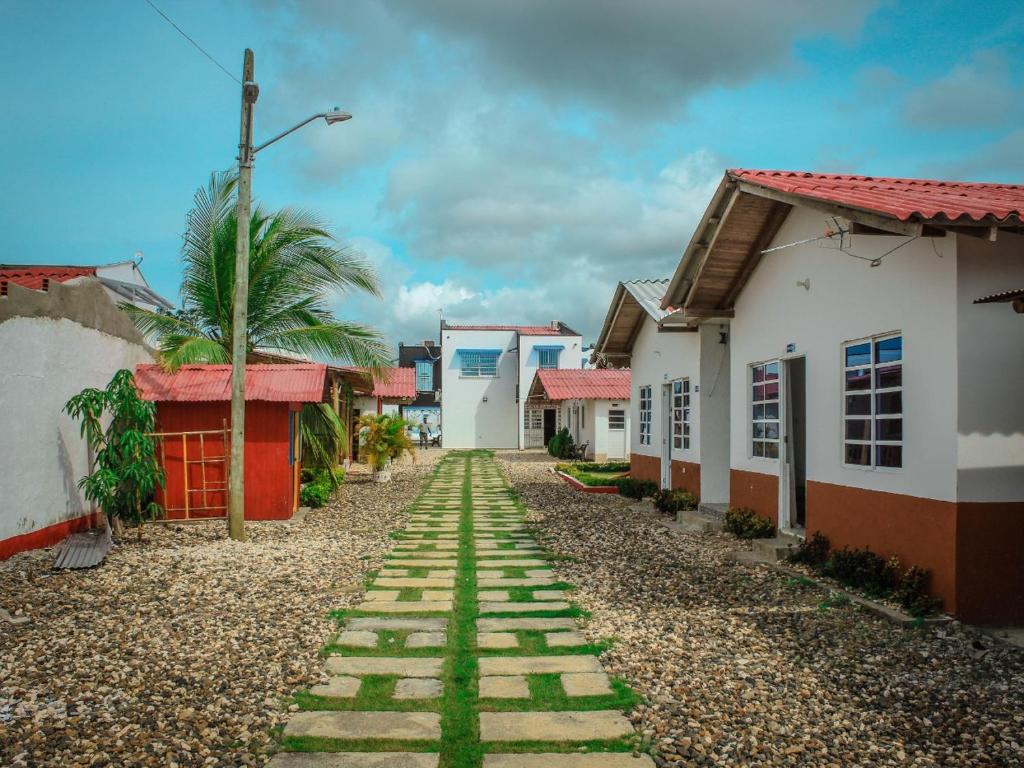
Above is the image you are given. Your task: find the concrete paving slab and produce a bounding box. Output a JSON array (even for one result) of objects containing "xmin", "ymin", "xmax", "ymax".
[
  {"xmin": 335, "ymin": 630, "xmax": 378, "ymax": 648},
  {"xmin": 479, "ymin": 675, "xmax": 529, "ymax": 699},
  {"xmin": 479, "ymin": 711, "xmax": 633, "ymax": 742},
  {"xmin": 479, "ymin": 601, "xmax": 570, "ymax": 614},
  {"xmin": 406, "ymin": 631, "xmax": 446, "ymax": 648},
  {"xmin": 482, "ymin": 755, "xmax": 655, "ymax": 768},
  {"xmin": 477, "ymin": 632, "xmax": 519, "ymax": 649},
  {"xmin": 268, "ymin": 752, "xmax": 440, "ymax": 768},
  {"xmin": 284, "ymin": 711, "xmax": 441, "ymax": 740},
  {"xmin": 478, "ymin": 655, "xmax": 603, "ymax": 675},
  {"xmin": 478, "ymin": 578, "xmax": 554, "ymax": 588},
  {"xmin": 309, "ymin": 675, "xmax": 360, "ymax": 698},
  {"xmin": 353, "ymin": 601, "xmax": 452, "ymax": 613},
  {"xmin": 363, "ymin": 590, "xmax": 401, "ymax": 601},
  {"xmin": 326, "ymin": 656, "xmax": 444, "ymax": 677},
  {"xmin": 545, "ymin": 631, "xmax": 587, "ymax": 647},
  {"xmin": 374, "ymin": 578, "xmax": 455, "ymax": 588},
  {"xmin": 478, "ymin": 590, "xmax": 510, "ymax": 602},
  {"xmin": 561, "ymin": 671, "xmax": 613, "ymax": 697},
  {"xmin": 477, "ymin": 618, "xmax": 577, "ymax": 631},
  {"xmin": 346, "ymin": 617, "xmax": 447, "ymax": 632},
  {"xmin": 394, "ymin": 678, "xmax": 443, "ymax": 699}
]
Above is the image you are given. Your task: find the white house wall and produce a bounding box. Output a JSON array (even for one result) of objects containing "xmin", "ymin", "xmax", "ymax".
[
  {"xmin": 441, "ymin": 329, "xmax": 519, "ymax": 448},
  {"xmin": 955, "ymin": 231, "xmax": 1024, "ymax": 503},
  {"xmin": 629, "ymin": 318, "xmax": 701, "ymax": 465},
  {"xmin": 729, "ymin": 204, "xmax": 959, "ymax": 502},
  {"xmin": 0, "ymin": 314, "xmax": 152, "ymax": 547},
  {"xmin": 698, "ymin": 322, "xmax": 731, "ymax": 503},
  {"xmin": 517, "ymin": 334, "xmax": 583, "ymax": 448}
]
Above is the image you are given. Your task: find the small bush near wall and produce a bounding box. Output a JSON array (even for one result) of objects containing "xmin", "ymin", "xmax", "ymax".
[
  {"xmin": 724, "ymin": 507, "xmax": 776, "ymax": 539},
  {"xmin": 547, "ymin": 427, "xmax": 575, "ymax": 459},
  {"xmin": 300, "ymin": 467, "xmax": 345, "ymax": 508},
  {"xmin": 786, "ymin": 532, "xmax": 941, "ymax": 617},
  {"xmin": 614, "ymin": 477, "xmax": 658, "ymax": 500},
  {"xmin": 652, "ymin": 488, "xmax": 698, "ymax": 515}
]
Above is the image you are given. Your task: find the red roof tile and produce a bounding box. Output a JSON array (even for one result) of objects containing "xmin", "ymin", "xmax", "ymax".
[
  {"xmin": 135, "ymin": 364, "xmax": 326, "ymax": 403},
  {"xmin": 534, "ymin": 369, "xmax": 631, "ymax": 401},
  {"xmin": 0, "ymin": 265, "xmax": 96, "ymax": 290},
  {"xmin": 730, "ymin": 169, "xmax": 1024, "ymax": 224},
  {"xmin": 445, "ymin": 324, "xmax": 565, "ymax": 336},
  {"xmin": 371, "ymin": 367, "xmax": 417, "ymax": 399}
]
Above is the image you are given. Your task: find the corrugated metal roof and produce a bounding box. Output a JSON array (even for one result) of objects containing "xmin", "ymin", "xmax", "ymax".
[
  {"xmin": 730, "ymin": 169, "xmax": 1024, "ymax": 224},
  {"xmin": 974, "ymin": 288, "xmax": 1024, "ymax": 304},
  {"xmin": 135, "ymin": 364, "xmax": 326, "ymax": 403},
  {"xmin": 534, "ymin": 368, "xmax": 631, "ymax": 401},
  {"xmin": 622, "ymin": 279, "xmax": 674, "ymax": 322},
  {"xmin": 0, "ymin": 265, "xmax": 96, "ymax": 289},
  {"xmin": 372, "ymin": 367, "xmax": 417, "ymax": 399}
]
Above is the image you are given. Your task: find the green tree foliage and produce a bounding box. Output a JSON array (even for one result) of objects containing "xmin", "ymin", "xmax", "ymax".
[
  {"xmin": 123, "ymin": 171, "xmax": 390, "ymax": 372},
  {"xmin": 357, "ymin": 413, "xmax": 415, "ymax": 472},
  {"xmin": 63, "ymin": 369, "xmax": 165, "ymax": 535}
]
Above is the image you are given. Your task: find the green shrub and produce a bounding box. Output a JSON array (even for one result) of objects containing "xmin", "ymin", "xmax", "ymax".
[
  {"xmin": 723, "ymin": 507, "xmax": 776, "ymax": 539},
  {"xmin": 788, "ymin": 534, "xmax": 941, "ymax": 617},
  {"xmin": 786, "ymin": 531, "xmax": 831, "ymax": 567},
  {"xmin": 299, "ymin": 467, "xmax": 345, "ymax": 508},
  {"xmin": 573, "ymin": 461, "xmax": 630, "ymax": 473},
  {"xmin": 652, "ymin": 488, "xmax": 698, "ymax": 514},
  {"xmin": 547, "ymin": 427, "xmax": 576, "ymax": 459},
  {"xmin": 614, "ymin": 477, "xmax": 657, "ymax": 500}
]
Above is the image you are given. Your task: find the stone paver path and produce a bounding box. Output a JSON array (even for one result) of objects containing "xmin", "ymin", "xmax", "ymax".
[{"xmin": 270, "ymin": 453, "xmax": 653, "ymax": 767}]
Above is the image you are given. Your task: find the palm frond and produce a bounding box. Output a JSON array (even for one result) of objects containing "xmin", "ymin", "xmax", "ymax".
[{"xmin": 301, "ymin": 403, "xmax": 347, "ymax": 475}]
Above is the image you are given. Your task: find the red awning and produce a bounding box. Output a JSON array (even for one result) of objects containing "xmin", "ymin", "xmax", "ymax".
[
  {"xmin": 533, "ymin": 368, "xmax": 631, "ymax": 401},
  {"xmin": 135, "ymin": 363, "xmax": 326, "ymax": 403}
]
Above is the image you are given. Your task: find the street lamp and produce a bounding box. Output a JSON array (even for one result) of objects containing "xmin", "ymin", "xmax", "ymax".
[{"xmin": 227, "ymin": 48, "xmax": 352, "ymax": 541}]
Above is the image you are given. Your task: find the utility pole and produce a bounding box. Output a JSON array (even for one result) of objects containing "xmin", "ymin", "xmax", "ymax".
[{"xmin": 228, "ymin": 49, "xmax": 259, "ymax": 541}]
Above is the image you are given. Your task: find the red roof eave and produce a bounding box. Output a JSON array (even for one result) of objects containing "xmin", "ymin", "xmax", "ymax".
[
  {"xmin": 135, "ymin": 363, "xmax": 327, "ymax": 403},
  {"xmin": 534, "ymin": 368, "xmax": 631, "ymax": 401}
]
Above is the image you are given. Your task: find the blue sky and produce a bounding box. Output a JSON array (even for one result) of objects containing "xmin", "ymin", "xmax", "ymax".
[{"xmin": 2, "ymin": 0, "xmax": 1023, "ymax": 353}]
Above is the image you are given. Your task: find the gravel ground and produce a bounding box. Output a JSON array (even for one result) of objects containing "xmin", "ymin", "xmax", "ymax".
[
  {"xmin": 0, "ymin": 450, "xmax": 444, "ymax": 768},
  {"xmin": 498, "ymin": 450, "xmax": 1024, "ymax": 768}
]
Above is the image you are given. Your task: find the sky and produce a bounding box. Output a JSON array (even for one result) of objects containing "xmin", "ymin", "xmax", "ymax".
[{"xmin": 2, "ymin": 0, "xmax": 1023, "ymax": 358}]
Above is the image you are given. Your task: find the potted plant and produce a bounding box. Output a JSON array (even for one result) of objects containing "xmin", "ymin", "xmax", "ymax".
[{"xmin": 357, "ymin": 413, "xmax": 415, "ymax": 482}]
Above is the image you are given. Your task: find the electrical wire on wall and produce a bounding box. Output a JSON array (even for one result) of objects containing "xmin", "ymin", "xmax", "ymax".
[{"xmin": 762, "ymin": 217, "xmax": 936, "ymax": 268}]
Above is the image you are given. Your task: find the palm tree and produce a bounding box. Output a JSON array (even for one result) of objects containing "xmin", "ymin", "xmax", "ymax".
[
  {"xmin": 126, "ymin": 171, "xmax": 390, "ymax": 470},
  {"xmin": 126, "ymin": 171, "xmax": 389, "ymax": 370}
]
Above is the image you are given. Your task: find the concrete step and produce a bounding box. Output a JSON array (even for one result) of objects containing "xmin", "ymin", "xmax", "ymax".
[
  {"xmin": 678, "ymin": 506, "xmax": 724, "ymax": 532},
  {"xmin": 751, "ymin": 532, "xmax": 803, "ymax": 562}
]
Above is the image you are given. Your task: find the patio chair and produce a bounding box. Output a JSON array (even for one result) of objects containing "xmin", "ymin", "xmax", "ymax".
[{"xmin": 572, "ymin": 442, "xmax": 589, "ymax": 461}]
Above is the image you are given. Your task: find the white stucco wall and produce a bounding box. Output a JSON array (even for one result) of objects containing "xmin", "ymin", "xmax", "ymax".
[
  {"xmin": 955, "ymin": 232, "xmax": 1024, "ymax": 502},
  {"xmin": 591, "ymin": 399, "xmax": 630, "ymax": 460},
  {"xmin": 441, "ymin": 329, "xmax": 519, "ymax": 448},
  {"xmin": 729, "ymin": 204, "xmax": 960, "ymax": 502},
  {"xmin": 628, "ymin": 318, "xmax": 702, "ymax": 467},
  {"xmin": 698, "ymin": 322, "xmax": 731, "ymax": 503},
  {"xmin": 517, "ymin": 333, "xmax": 582, "ymax": 448},
  {"xmin": 0, "ymin": 316, "xmax": 152, "ymax": 544}
]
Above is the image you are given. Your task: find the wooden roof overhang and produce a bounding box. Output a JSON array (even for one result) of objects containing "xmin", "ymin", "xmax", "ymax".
[
  {"xmin": 592, "ymin": 283, "xmax": 646, "ymax": 363},
  {"xmin": 664, "ymin": 171, "xmax": 1024, "ymax": 314}
]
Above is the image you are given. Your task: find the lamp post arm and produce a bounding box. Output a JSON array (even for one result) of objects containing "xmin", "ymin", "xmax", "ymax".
[{"xmin": 253, "ymin": 113, "xmax": 327, "ymax": 155}]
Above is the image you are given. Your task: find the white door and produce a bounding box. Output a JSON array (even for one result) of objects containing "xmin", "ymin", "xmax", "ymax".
[
  {"xmin": 607, "ymin": 409, "xmax": 626, "ymax": 459},
  {"xmin": 660, "ymin": 383, "xmax": 672, "ymax": 488}
]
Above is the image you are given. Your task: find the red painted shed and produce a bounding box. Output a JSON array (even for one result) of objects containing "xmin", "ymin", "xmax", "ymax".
[{"xmin": 135, "ymin": 363, "xmax": 327, "ymax": 521}]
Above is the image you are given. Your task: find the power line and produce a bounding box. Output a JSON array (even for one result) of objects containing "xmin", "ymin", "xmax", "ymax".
[{"xmin": 142, "ymin": 0, "xmax": 241, "ymax": 85}]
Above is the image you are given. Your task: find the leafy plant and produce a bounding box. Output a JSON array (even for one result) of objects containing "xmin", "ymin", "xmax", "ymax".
[
  {"xmin": 63, "ymin": 369, "xmax": 165, "ymax": 537},
  {"xmin": 786, "ymin": 531, "xmax": 831, "ymax": 567},
  {"xmin": 652, "ymin": 488, "xmax": 698, "ymax": 514},
  {"xmin": 358, "ymin": 413, "xmax": 415, "ymax": 472},
  {"xmin": 723, "ymin": 507, "xmax": 776, "ymax": 539},
  {"xmin": 547, "ymin": 427, "xmax": 575, "ymax": 459},
  {"xmin": 299, "ymin": 467, "xmax": 344, "ymax": 508},
  {"xmin": 301, "ymin": 403, "xmax": 346, "ymax": 484},
  {"xmin": 566, "ymin": 461, "xmax": 630, "ymax": 473}
]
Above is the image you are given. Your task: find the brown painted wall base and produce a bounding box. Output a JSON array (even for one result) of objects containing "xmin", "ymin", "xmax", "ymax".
[
  {"xmin": 671, "ymin": 460, "xmax": 701, "ymax": 498},
  {"xmin": 630, "ymin": 453, "xmax": 702, "ymax": 497},
  {"xmin": 730, "ymin": 469, "xmax": 779, "ymax": 525},
  {"xmin": 774, "ymin": 478, "xmax": 1023, "ymax": 626}
]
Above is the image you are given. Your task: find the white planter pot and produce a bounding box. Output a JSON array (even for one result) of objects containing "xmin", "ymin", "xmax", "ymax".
[{"xmin": 372, "ymin": 459, "xmax": 393, "ymax": 483}]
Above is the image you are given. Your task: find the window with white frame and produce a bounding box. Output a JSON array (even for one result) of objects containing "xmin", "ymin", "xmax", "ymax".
[
  {"xmin": 639, "ymin": 386, "xmax": 652, "ymax": 445},
  {"xmin": 538, "ymin": 348, "xmax": 559, "ymax": 369},
  {"xmin": 751, "ymin": 361, "xmax": 780, "ymax": 458},
  {"xmin": 415, "ymin": 360, "xmax": 433, "ymax": 391},
  {"xmin": 843, "ymin": 334, "xmax": 903, "ymax": 469},
  {"xmin": 671, "ymin": 379, "xmax": 691, "ymax": 450},
  {"xmin": 460, "ymin": 351, "xmax": 499, "ymax": 377},
  {"xmin": 609, "ymin": 409, "xmax": 625, "ymax": 430}
]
